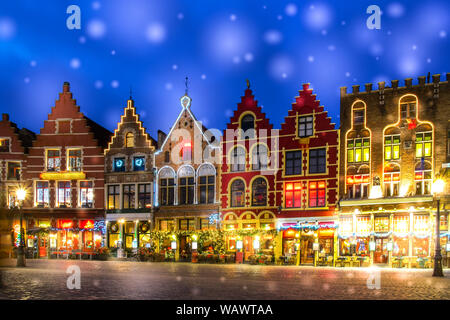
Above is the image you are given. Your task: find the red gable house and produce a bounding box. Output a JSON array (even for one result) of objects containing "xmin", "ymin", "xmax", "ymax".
[{"xmin": 22, "ymin": 82, "xmax": 112, "ymax": 257}]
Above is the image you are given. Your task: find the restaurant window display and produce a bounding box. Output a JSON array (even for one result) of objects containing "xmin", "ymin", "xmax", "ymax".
[
  {"xmin": 138, "ymin": 222, "xmax": 151, "ymax": 248},
  {"xmin": 393, "ymin": 215, "xmax": 410, "ymax": 257},
  {"xmin": 300, "ymin": 228, "xmax": 315, "ymax": 264},
  {"xmin": 413, "ymin": 215, "xmax": 430, "ymax": 257},
  {"xmin": 282, "ymin": 229, "xmax": 298, "ymax": 256},
  {"xmin": 124, "ymin": 222, "xmax": 136, "ymax": 249},
  {"xmin": 108, "ymin": 222, "xmax": 121, "ymax": 247}
]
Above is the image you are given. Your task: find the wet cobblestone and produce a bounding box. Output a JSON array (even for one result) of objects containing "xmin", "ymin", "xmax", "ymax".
[{"xmin": 0, "ymin": 259, "xmax": 449, "ymax": 300}]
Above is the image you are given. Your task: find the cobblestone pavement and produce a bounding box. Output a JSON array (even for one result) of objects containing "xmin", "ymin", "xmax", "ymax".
[{"xmin": 0, "ymin": 259, "xmax": 449, "ymax": 300}]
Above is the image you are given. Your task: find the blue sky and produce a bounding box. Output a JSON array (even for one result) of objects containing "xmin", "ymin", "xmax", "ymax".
[{"xmin": 0, "ymin": 0, "xmax": 448, "ymax": 138}]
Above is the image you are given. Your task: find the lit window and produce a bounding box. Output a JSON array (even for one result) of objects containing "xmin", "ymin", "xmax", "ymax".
[
  {"xmin": 179, "ymin": 219, "xmax": 195, "ymax": 231},
  {"xmin": 230, "ymin": 179, "xmax": 245, "ymax": 207},
  {"xmin": 107, "ymin": 185, "xmax": 120, "ymax": 209},
  {"xmin": 7, "ymin": 162, "xmax": 20, "ymax": 180},
  {"xmin": 46, "ymin": 150, "xmax": 60, "ymax": 171},
  {"xmin": 231, "ymin": 147, "xmax": 246, "ymax": 172},
  {"xmin": 138, "ymin": 184, "xmax": 152, "ymax": 208},
  {"xmin": 57, "ymin": 181, "xmax": 71, "ymax": 208},
  {"xmin": 374, "ymin": 217, "xmax": 389, "ymax": 232},
  {"xmin": 309, "ymin": 181, "xmax": 326, "ymax": 207},
  {"xmin": 179, "ymin": 177, "xmax": 195, "ymax": 205},
  {"xmin": 383, "ymin": 165, "xmax": 400, "ymax": 197},
  {"xmin": 123, "ymin": 184, "xmax": 135, "ymax": 209},
  {"xmin": 36, "ymin": 181, "xmax": 49, "ymax": 207},
  {"xmin": 133, "ymin": 156, "xmax": 145, "ymax": 171},
  {"xmin": 159, "ymin": 219, "xmax": 174, "ymax": 231},
  {"xmin": 125, "ymin": 132, "xmax": 134, "ymax": 148},
  {"xmin": 309, "ymin": 148, "xmax": 326, "ymax": 174},
  {"xmin": 415, "ymin": 132, "xmax": 432, "ymax": 158},
  {"xmin": 384, "ymin": 135, "xmax": 400, "ymax": 160},
  {"xmin": 346, "ymin": 175, "xmax": 369, "ymax": 199},
  {"xmin": 285, "ymin": 182, "xmax": 302, "ymax": 208},
  {"xmin": 67, "ymin": 149, "xmax": 82, "ymax": 172},
  {"xmin": 0, "ymin": 138, "xmax": 10, "ymax": 152},
  {"xmin": 298, "ymin": 116, "xmax": 313, "ymax": 137},
  {"xmin": 80, "ymin": 181, "xmax": 93, "ymax": 208},
  {"xmin": 415, "ymin": 165, "xmax": 432, "ymax": 196},
  {"xmin": 285, "ymin": 151, "xmax": 302, "ymax": 176},
  {"xmin": 347, "ymin": 138, "xmax": 370, "ymax": 163},
  {"xmin": 251, "ymin": 178, "xmax": 267, "ymax": 206},
  {"xmin": 114, "ymin": 157, "xmax": 125, "ymax": 172}
]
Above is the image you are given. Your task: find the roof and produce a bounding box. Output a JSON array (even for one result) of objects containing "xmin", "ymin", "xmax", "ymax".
[{"xmin": 84, "ymin": 116, "xmax": 113, "ymax": 150}]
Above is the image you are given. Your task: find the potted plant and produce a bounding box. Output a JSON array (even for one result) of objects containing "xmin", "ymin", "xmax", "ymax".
[{"xmin": 96, "ymin": 247, "xmax": 110, "ymax": 261}]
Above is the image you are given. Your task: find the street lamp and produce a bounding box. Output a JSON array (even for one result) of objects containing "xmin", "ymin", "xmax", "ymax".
[
  {"xmin": 16, "ymin": 188, "xmax": 27, "ymax": 267},
  {"xmin": 431, "ymin": 178, "xmax": 445, "ymax": 277}
]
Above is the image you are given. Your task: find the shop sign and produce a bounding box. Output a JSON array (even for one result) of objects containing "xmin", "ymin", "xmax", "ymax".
[
  {"xmin": 80, "ymin": 219, "xmax": 94, "ymax": 229},
  {"xmin": 192, "ymin": 241, "xmax": 198, "ymax": 250},
  {"xmin": 39, "ymin": 220, "xmax": 51, "ymax": 228},
  {"xmin": 171, "ymin": 241, "xmax": 177, "ymax": 250},
  {"xmin": 318, "ymin": 229, "xmax": 334, "ymax": 238},
  {"xmin": 58, "ymin": 219, "xmax": 73, "ymax": 229},
  {"xmin": 40, "ymin": 171, "xmax": 86, "ymax": 180}
]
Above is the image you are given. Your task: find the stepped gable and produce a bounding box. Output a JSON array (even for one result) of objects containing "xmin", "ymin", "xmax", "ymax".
[{"xmin": 0, "ymin": 114, "xmax": 35, "ymax": 154}]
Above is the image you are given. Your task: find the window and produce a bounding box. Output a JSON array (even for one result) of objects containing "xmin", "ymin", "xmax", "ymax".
[
  {"xmin": 374, "ymin": 217, "xmax": 389, "ymax": 232},
  {"xmin": 138, "ymin": 184, "xmax": 152, "ymax": 208},
  {"xmin": 80, "ymin": 181, "xmax": 93, "ymax": 208},
  {"xmin": 400, "ymin": 102, "xmax": 416, "ymax": 119},
  {"xmin": 114, "ymin": 157, "xmax": 126, "ymax": 172},
  {"xmin": 415, "ymin": 132, "xmax": 432, "ymax": 158},
  {"xmin": 298, "ymin": 116, "xmax": 313, "ymax": 137},
  {"xmin": 415, "ymin": 162, "xmax": 432, "ymax": 195},
  {"xmin": 309, "ymin": 181, "xmax": 326, "ymax": 207},
  {"xmin": 7, "ymin": 162, "xmax": 20, "ymax": 180},
  {"xmin": 107, "ymin": 185, "xmax": 120, "ymax": 209},
  {"xmin": 164, "ymin": 151, "xmax": 170, "ymax": 163},
  {"xmin": 346, "ymin": 175, "xmax": 369, "ymax": 199},
  {"xmin": 230, "ymin": 179, "xmax": 245, "ymax": 207},
  {"xmin": 201, "ymin": 218, "xmax": 216, "ymax": 230},
  {"xmin": 252, "ymin": 144, "xmax": 268, "ymax": 170},
  {"xmin": 179, "ymin": 177, "xmax": 194, "ymax": 204},
  {"xmin": 241, "ymin": 114, "xmax": 255, "ymax": 139},
  {"xmin": 181, "ymin": 141, "xmax": 192, "ymax": 161},
  {"xmin": 67, "ymin": 149, "xmax": 82, "ymax": 171},
  {"xmin": 57, "ymin": 181, "xmax": 71, "ymax": 207},
  {"xmin": 0, "ymin": 138, "xmax": 10, "ymax": 152},
  {"xmin": 353, "ymin": 109, "xmax": 364, "ymax": 125},
  {"xmin": 35, "ymin": 181, "xmax": 49, "ymax": 207},
  {"xmin": 285, "ymin": 151, "xmax": 302, "ymax": 175},
  {"xmin": 46, "ymin": 149, "xmax": 60, "ymax": 171},
  {"xmin": 231, "ymin": 147, "xmax": 246, "ymax": 172},
  {"xmin": 125, "ymin": 132, "xmax": 134, "ymax": 147},
  {"xmin": 384, "ymin": 135, "xmax": 400, "ymax": 160},
  {"xmin": 133, "ymin": 156, "xmax": 145, "ymax": 171},
  {"xmin": 383, "ymin": 165, "xmax": 400, "ymax": 197},
  {"xmin": 159, "ymin": 219, "xmax": 174, "ymax": 231},
  {"xmin": 251, "ymin": 178, "xmax": 267, "ymax": 206},
  {"xmin": 8, "ymin": 187, "xmax": 17, "ymax": 208},
  {"xmin": 309, "ymin": 148, "xmax": 326, "ymax": 174},
  {"xmin": 160, "ymin": 178, "xmax": 175, "ymax": 205},
  {"xmin": 347, "ymin": 138, "xmax": 370, "ymax": 163},
  {"xmin": 123, "ymin": 184, "xmax": 135, "ymax": 209},
  {"xmin": 285, "ymin": 182, "xmax": 302, "ymax": 208},
  {"xmin": 179, "ymin": 219, "xmax": 195, "ymax": 231},
  {"xmin": 199, "ymin": 175, "xmax": 215, "ymax": 204}
]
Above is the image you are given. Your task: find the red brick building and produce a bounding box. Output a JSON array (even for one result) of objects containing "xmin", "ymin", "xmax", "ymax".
[
  {"xmin": 22, "ymin": 82, "xmax": 112, "ymax": 257},
  {"xmin": 275, "ymin": 83, "xmax": 339, "ymax": 266},
  {"xmin": 220, "ymin": 83, "xmax": 279, "ymax": 261}
]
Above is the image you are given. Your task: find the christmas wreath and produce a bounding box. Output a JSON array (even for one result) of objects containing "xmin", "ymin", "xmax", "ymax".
[
  {"xmin": 109, "ymin": 222, "xmax": 119, "ymax": 233},
  {"xmin": 140, "ymin": 221, "xmax": 150, "ymax": 233}
]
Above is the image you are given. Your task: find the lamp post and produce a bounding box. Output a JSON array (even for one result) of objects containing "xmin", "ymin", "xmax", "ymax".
[
  {"xmin": 16, "ymin": 188, "xmax": 27, "ymax": 267},
  {"xmin": 431, "ymin": 178, "xmax": 445, "ymax": 277}
]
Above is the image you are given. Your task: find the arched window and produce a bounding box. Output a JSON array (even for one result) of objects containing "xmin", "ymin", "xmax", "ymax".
[
  {"xmin": 252, "ymin": 144, "xmax": 268, "ymax": 170},
  {"xmin": 415, "ymin": 125, "xmax": 433, "ymax": 158},
  {"xmin": 125, "ymin": 132, "xmax": 134, "ymax": 148},
  {"xmin": 383, "ymin": 164, "xmax": 400, "ymax": 197},
  {"xmin": 230, "ymin": 179, "xmax": 245, "ymax": 207},
  {"xmin": 198, "ymin": 164, "xmax": 215, "ymax": 204},
  {"xmin": 352, "ymin": 101, "xmax": 365, "ymax": 126},
  {"xmin": 159, "ymin": 167, "xmax": 175, "ymax": 206},
  {"xmin": 252, "ymin": 178, "xmax": 267, "ymax": 206},
  {"xmin": 384, "ymin": 128, "xmax": 401, "ymax": 161},
  {"xmin": 231, "ymin": 146, "xmax": 246, "ymax": 172},
  {"xmin": 178, "ymin": 165, "xmax": 195, "ymax": 204},
  {"xmin": 399, "ymin": 95, "xmax": 417, "ymax": 120},
  {"xmin": 346, "ymin": 166, "xmax": 369, "ymax": 199},
  {"xmin": 241, "ymin": 114, "xmax": 255, "ymax": 139}
]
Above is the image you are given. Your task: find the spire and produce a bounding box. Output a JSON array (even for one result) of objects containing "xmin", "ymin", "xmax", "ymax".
[
  {"xmin": 127, "ymin": 86, "xmax": 134, "ymax": 108},
  {"xmin": 180, "ymin": 77, "xmax": 192, "ymax": 109}
]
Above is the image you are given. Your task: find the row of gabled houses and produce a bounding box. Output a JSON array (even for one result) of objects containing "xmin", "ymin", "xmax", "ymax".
[{"xmin": 1, "ymin": 74, "xmax": 449, "ymax": 267}]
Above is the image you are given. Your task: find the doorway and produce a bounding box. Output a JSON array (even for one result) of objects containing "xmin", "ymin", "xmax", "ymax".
[
  {"xmin": 38, "ymin": 234, "xmax": 48, "ymax": 257},
  {"xmin": 374, "ymin": 238, "xmax": 388, "ymax": 264},
  {"xmin": 300, "ymin": 235, "xmax": 314, "ymax": 264}
]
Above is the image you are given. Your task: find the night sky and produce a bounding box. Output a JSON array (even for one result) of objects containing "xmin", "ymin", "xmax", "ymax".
[{"xmin": 0, "ymin": 0, "xmax": 449, "ymax": 138}]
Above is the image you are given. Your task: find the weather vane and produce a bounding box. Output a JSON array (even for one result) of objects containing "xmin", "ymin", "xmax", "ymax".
[
  {"xmin": 185, "ymin": 76, "xmax": 189, "ymax": 95},
  {"xmin": 129, "ymin": 86, "xmax": 133, "ymax": 100},
  {"xmin": 246, "ymin": 79, "xmax": 250, "ymax": 89}
]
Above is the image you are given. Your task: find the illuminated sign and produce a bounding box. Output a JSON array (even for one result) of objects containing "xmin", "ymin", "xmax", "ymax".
[
  {"xmin": 40, "ymin": 171, "xmax": 86, "ymax": 180},
  {"xmin": 80, "ymin": 220, "xmax": 94, "ymax": 229},
  {"xmin": 192, "ymin": 241, "xmax": 198, "ymax": 250},
  {"xmin": 58, "ymin": 219, "xmax": 73, "ymax": 229},
  {"xmin": 171, "ymin": 241, "xmax": 177, "ymax": 250}
]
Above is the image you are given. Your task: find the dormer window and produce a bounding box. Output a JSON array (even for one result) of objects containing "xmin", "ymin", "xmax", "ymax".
[
  {"xmin": 298, "ymin": 116, "xmax": 313, "ymax": 137},
  {"xmin": 125, "ymin": 132, "xmax": 134, "ymax": 148}
]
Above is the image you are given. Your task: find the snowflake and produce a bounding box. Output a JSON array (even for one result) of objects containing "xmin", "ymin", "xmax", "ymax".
[
  {"xmin": 111, "ymin": 80, "xmax": 119, "ymax": 88},
  {"xmin": 70, "ymin": 58, "xmax": 81, "ymax": 69}
]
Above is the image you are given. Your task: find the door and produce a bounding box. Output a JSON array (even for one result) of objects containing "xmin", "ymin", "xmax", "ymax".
[
  {"xmin": 244, "ymin": 236, "xmax": 253, "ymax": 261},
  {"xmin": 39, "ymin": 235, "xmax": 48, "ymax": 257},
  {"xmin": 374, "ymin": 238, "xmax": 388, "ymax": 264},
  {"xmin": 300, "ymin": 236, "xmax": 314, "ymax": 264}
]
